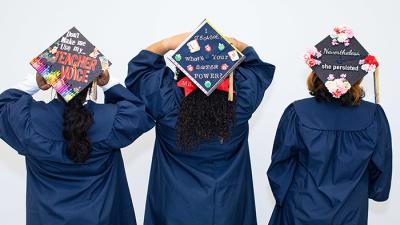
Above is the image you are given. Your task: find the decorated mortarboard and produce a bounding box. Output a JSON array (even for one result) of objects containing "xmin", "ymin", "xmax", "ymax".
[
  {"xmin": 30, "ymin": 27, "xmax": 111, "ymax": 102},
  {"xmin": 168, "ymin": 19, "xmax": 245, "ymax": 97},
  {"xmin": 304, "ymin": 25, "xmax": 379, "ymax": 100}
]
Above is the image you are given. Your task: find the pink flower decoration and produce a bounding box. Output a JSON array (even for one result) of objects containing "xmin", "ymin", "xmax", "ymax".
[
  {"xmin": 187, "ymin": 65, "xmax": 194, "ymax": 72},
  {"xmin": 307, "ymin": 59, "xmax": 316, "ymax": 67},
  {"xmin": 304, "ymin": 47, "xmax": 322, "ymax": 68},
  {"xmin": 325, "ymin": 76, "xmax": 351, "ymax": 98},
  {"xmin": 337, "ymin": 85, "xmax": 347, "ymax": 94},
  {"xmin": 345, "ymin": 29, "xmax": 354, "ymax": 38},
  {"xmin": 330, "ymin": 25, "xmax": 354, "ymax": 46}
]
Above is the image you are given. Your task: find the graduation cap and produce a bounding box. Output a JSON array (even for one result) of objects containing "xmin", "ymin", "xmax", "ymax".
[
  {"xmin": 30, "ymin": 27, "xmax": 111, "ymax": 102},
  {"xmin": 168, "ymin": 19, "xmax": 245, "ymax": 99},
  {"xmin": 304, "ymin": 25, "xmax": 379, "ymax": 99}
]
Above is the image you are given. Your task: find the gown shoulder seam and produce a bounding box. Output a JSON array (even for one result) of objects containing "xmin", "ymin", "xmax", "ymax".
[{"xmin": 292, "ymin": 99, "xmax": 378, "ymax": 132}]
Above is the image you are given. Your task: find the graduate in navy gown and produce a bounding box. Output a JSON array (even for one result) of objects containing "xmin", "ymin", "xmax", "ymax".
[
  {"xmin": 267, "ymin": 26, "xmax": 392, "ymax": 225},
  {"xmin": 0, "ymin": 71, "xmax": 154, "ymax": 225},
  {"xmin": 125, "ymin": 33, "xmax": 275, "ymax": 225}
]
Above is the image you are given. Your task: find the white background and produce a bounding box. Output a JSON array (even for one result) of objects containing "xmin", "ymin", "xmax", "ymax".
[{"xmin": 0, "ymin": 0, "xmax": 398, "ymax": 224}]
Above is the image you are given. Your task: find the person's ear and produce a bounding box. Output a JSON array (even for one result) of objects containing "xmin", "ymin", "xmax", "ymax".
[
  {"xmin": 36, "ymin": 73, "xmax": 51, "ymax": 90},
  {"xmin": 97, "ymin": 70, "xmax": 110, "ymax": 86}
]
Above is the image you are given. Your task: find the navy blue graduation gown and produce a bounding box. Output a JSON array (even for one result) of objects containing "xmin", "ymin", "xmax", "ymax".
[
  {"xmin": 125, "ymin": 47, "xmax": 275, "ymax": 225},
  {"xmin": 0, "ymin": 84, "xmax": 154, "ymax": 225},
  {"xmin": 267, "ymin": 98, "xmax": 392, "ymax": 225}
]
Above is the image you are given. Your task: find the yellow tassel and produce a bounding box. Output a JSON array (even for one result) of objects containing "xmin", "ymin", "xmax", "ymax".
[
  {"xmin": 91, "ymin": 80, "xmax": 97, "ymax": 101},
  {"xmin": 374, "ymin": 67, "xmax": 380, "ymax": 104},
  {"xmin": 228, "ymin": 72, "xmax": 234, "ymax": 102}
]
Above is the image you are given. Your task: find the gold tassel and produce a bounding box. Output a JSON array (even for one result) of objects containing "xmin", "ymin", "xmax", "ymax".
[
  {"xmin": 91, "ymin": 80, "xmax": 97, "ymax": 101},
  {"xmin": 228, "ymin": 72, "xmax": 234, "ymax": 101},
  {"xmin": 374, "ymin": 67, "xmax": 380, "ymax": 104}
]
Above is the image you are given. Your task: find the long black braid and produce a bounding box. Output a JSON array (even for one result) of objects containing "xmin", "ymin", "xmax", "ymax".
[{"xmin": 59, "ymin": 85, "xmax": 93, "ymax": 163}]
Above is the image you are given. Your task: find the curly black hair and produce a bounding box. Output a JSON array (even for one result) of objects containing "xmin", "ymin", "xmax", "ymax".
[
  {"xmin": 176, "ymin": 71, "xmax": 236, "ymax": 151},
  {"xmin": 58, "ymin": 85, "xmax": 93, "ymax": 163},
  {"xmin": 307, "ymin": 72, "xmax": 365, "ymax": 106}
]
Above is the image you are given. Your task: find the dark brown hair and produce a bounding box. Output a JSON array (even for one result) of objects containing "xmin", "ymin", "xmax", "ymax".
[{"xmin": 307, "ymin": 72, "xmax": 365, "ymax": 106}]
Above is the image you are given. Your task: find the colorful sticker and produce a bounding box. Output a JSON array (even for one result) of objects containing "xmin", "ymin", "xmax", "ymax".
[
  {"xmin": 205, "ymin": 44, "xmax": 212, "ymax": 52},
  {"xmin": 175, "ymin": 54, "xmax": 182, "ymax": 62},
  {"xmin": 218, "ymin": 43, "xmax": 225, "ymax": 51},
  {"xmin": 187, "ymin": 39, "xmax": 201, "ymax": 53},
  {"xmin": 228, "ymin": 50, "xmax": 239, "ymax": 61},
  {"xmin": 204, "ymin": 80, "xmax": 212, "ymax": 88},
  {"xmin": 50, "ymin": 45, "xmax": 58, "ymax": 55},
  {"xmin": 99, "ymin": 56, "xmax": 110, "ymax": 71},
  {"xmin": 187, "ymin": 65, "xmax": 194, "ymax": 72},
  {"xmin": 221, "ymin": 63, "xmax": 228, "ymax": 70},
  {"xmin": 89, "ymin": 47, "xmax": 100, "ymax": 58}
]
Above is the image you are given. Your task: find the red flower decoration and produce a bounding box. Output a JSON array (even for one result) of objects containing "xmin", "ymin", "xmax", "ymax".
[
  {"xmin": 332, "ymin": 89, "xmax": 343, "ymax": 98},
  {"xmin": 306, "ymin": 59, "xmax": 316, "ymax": 67},
  {"xmin": 364, "ymin": 55, "xmax": 379, "ymax": 67}
]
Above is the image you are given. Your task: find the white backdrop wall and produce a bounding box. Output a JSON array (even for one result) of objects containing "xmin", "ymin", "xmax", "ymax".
[{"xmin": 0, "ymin": 0, "xmax": 398, "ymax": 224}]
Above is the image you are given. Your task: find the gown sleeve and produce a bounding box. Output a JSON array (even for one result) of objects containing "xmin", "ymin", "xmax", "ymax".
[
  {"xmin": 125, "ymin": 50, "xmax": 177, "ymax": 121},
  {"xmin": 99, "ymin": 84, "xmax": 155, "ymax": 149},
  {"xmin": 0, "ymin": 89, "xmax": 35, "ymax": 155},
  {"xmin": 368, "ymin": 105, "xmax": 392, "ymax": 201},
  {"xmin": 235, "ymin": 47, "xmax": 275, "ymax": 123},
  {"xmin": 267, "ymin": 104, "xmax": 301, "ymax": 206}
]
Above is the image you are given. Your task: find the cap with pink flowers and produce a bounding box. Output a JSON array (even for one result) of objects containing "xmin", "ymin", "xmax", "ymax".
[{"xmin": 304, "ymin": 25, "xmax": 379, "ymax": 98}]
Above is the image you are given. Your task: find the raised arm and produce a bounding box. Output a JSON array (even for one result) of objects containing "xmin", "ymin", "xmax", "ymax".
[
  {"xmin": 0, "ymin": 74, "xmax": 49, "ymax": 155},
  {"xmin": 97, "ymin": 71, "xmax": 155, "ymax": 149},
  {"xmin": 124, "ymin": 34, "xmax": 190, "ymax": 120},
  {"xmin": 145, "ymin": 33, "xmax": 191, "ymax": 55},
  {"xmin": 234, "ymin": 46, "xmax": 275, "ymax": 123}
]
